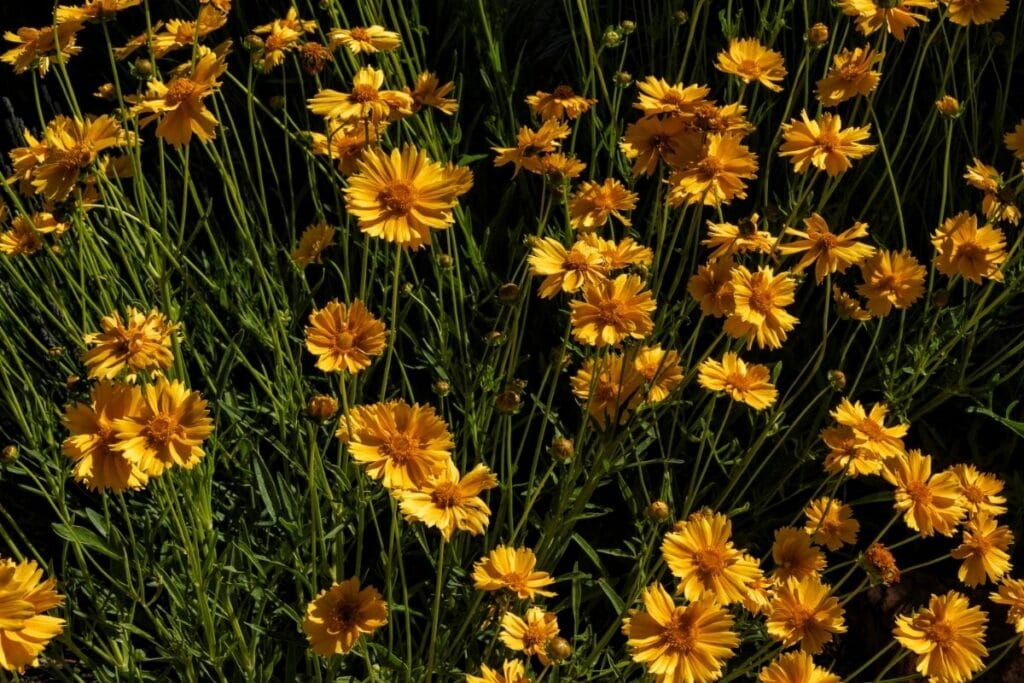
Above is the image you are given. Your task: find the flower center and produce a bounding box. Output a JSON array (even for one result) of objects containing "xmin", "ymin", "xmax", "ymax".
[
  {"xmin": 956, "ymin": 242, "xmax": 986, "ymax": 266},
  {"xmin": 876, "ymin": 274, "xmax": 899, "ymax": 293},
  {"xmin": 597, "ymin": 300, "xmax": 627, "ymax": 327},
  {"xmin": 145, "ymin": 414, "xmax": 181, "ymax": 447},
  {"xmin": 521, "ymin": 623, "xmax": 550, "ymax": 651},
  {"xmin": 378, "ymin": 182, "xmax": 416, "ymax": 215},
  {"xmin": 748, "ymin": 286, "xmax": 774, "ymax": 315},
  {"xmin": 380, "ymin": 434, "xmax": 413, "ymax": 463},
  {"xmin": 430, "ymin": 483, "xmax": 461, "ymax": 508},
  {"xmin": 594, "ymin": 381, "xmax": 619, "ymax": 402},
  {"xmin": 696, "ymin": 156, "xmax": 725, "ymax": 180},
  {"xmin": 563, "ymin": 251, "xmax": 592, "ymax": 271},
  {"xmin": 694, "ymin": 548, "xmax": 726, "ymax": 575},
  {"xmin": 502, "ymin": 571, "xmax": 529, "ymax": 594},
  {"xmin": 326, "ymin": 600, "xmax": 359, "ymax": 633},
  {"xmin": 56, "ymin": 145, "xmax": 92, "ymax": 171},
  {"xmin": 926, "ymin": 621, "xmax": 956, "ymax": 646},
  {"xmin": 739, "ymin": 58, "xmax": 761, "ymax": 76},
  {"xmin": 552, "ymin": 85, "xmax": 575, "ymax": 99},
  {"xmin": 349, "ymin": 27, "xmax": 372, "ymax": 42},
  {"xmin": 788, "ymin": 605, "xmax": 815, "ymax": 630},
  {"xmin": 165, "ymin": 78, "xmax": 197, "ymax": 106},
  {"xmin": 962, "ymin": 484, "xmax": 986, "ymax": 504},
  {"xmin": 334, "ymin": 330, "xmax": 355, "ymax": 351},
  {"xmin": 350, "ymin": 83, "xmax": 380, "ymax": 103},
  {"xmin": 817, "ymin": 130, "xmax": 842, "ymax": 153},
  {"xmin": 905, "ymin": 480, "xmax": 933, "ymax": 505},
  {"xmin": 663, "ymin": 615, "xmax": 697, "ymax": 654}
]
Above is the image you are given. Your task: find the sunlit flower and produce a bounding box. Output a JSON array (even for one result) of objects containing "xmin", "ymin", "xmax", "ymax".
[
  {"xmin": 569, "ymin": 179, "xmax": 638, "ymax": 231},
  {"xmin": 883, "ymin": 450, "xmax": 966, "ymax": 537},
  {"xmin": 816, "ymin": 46, "xmax": 883, "ymax": 106},
  {"xmin": 536, "ymin": 152, "xmax": 586, "ymax": 180},
  {"xmin": 526, "ymin": 85, "xmax": 596, "ymax": 120},
  {"xmin": 297, "ymin": 41, "xmax": 332, "ymax": 75},
  {"xmin": 931, "ymin": 211, "xmax": 1006, "ymax": 284},
  {"xmin": 129, "ymin": 50, "xmax": 227, "ymax": 146},
  {"xmin": 329, "ymin": 25, "xmax": 401, "ymax": 54},
  {"xmin": 31, "ymin": 115, "xmax": 130, "ymax": 202},
  {"xmin": 821, "ymin": 425, "xmax": 882, "ymax": 477},
  {"xmin": 304, "ymin": 299, "xmax": 386, "ymax": 374},
  {"xmin": 662, "ymin": 511, "xmax": 763, "ymax": 604},
  {"xmin": 620, "ymin": 116, "xmax": 697, "ymax": 177},
  {"xmin": 688, "ymin": 259, "xmax": 736, "ymax": 318},
  {"xmin": 632, "ymin": 345, "xmax": 683, "ymax": 403},
  {"xmin": 0, "ymin": 213, "xmax": 64, "ymax": 257},
  {"xmin": 715, "ymin": 38, "xmax": 787, "ymax": 92},
  {"xmin": 703, "ymin": 215, "xmax": 777, "ymax": 261},
  {"xmin": 582, "ymin": 235, "xmax": 653, "ymax": 270},
  {"xmin": 501, "ymin": 607, "xmax": 559, "ymax": 666},
  {"xmin": 839, "ymin": 0, "xmax": 938, "ymax": 41},
  {"xmin": 894, "ymin": 591, "xmax": 987, "ymax": 683},
  {"xmin": 856, "ymin": 249, "xmax": 925, "ymax": 317},
  {"xmin": 633, "ymin": 77, "xmax": 710, "ymax": 118},
  {"xmin": 990, "ymin": 578, "xmax": 1024, "ymax": 634},
  {"xmin": 493, "ymin": 119, "xmax": 571, "ymax": 175},
  {"xmin": 466, "ymin": 660, "xmax": 530, "ymax": 683},
  {"xmin": 1005, "ymin": 121, "xmax": 1024, "ymax": 161},
  {"xmin": 307, "ymin": 66, "xmax": 413, "ymax": 124},
  {"xmin": 943, "ymin": 0, "xmax": 1008, "ymax": 25},
  {"xmin": 779, "ymin": 213, "xmax": 875, "ymax": 283},
  {"xmin": 63, "ymin": 381, "xmax": 147, "ymax": 492},
  {"xmin": 292, "ymin": 222, "xmax": 337, "ymax": 266},
  {"xmin": 570, "ymin": 274, "xmax": 656, "ymax": 347},
  {"xmin": 831, "ymin": 287, "xmax": 872, "ymax": 322},
  {"xmin": 473, "ymin": 546, "xmax": 556, "ymax": 599},
  {"xmin": 407, "ymin": 72, "xmax": 458, "ymax": 115},
  {"xmin": 865, "ymin": 543, "xmax": 902, "ymax": 585},
  {"xmin": 771, "ymin": 528, "xmax": 826, "ymax": 583},
  {"xmin": 767, "ymin": 575, "xmax": 846, "ymax": 654},
  {"xmin": 779, "ymin": 110, "xmax": 875, "ymax": 176},
  {"xmin": 951, "ymin": 514, "xmax": 1013, "ymax": 586},
  {"xmin": 623, "ymin": 585, "xmax": 739, "ymax": 683},
  {"xmin": 831, "ymin": 399, "xmax": 907, "ymax": 460},
  {"xmin": 0, "ymin": 558, "xmax": 64, "ymax": 673},
  {"xmin": 303, "ymin": 578, "xmax": 387, "ymax": 655},
  {"xmin": 698, "ymin": 353, "xmax": 777, "ymax": 410},
  {"xmin": 951, "ymin": 464, "xmax": 1007, "ymax": 519},
  {"xmin": 667, "ymin": 133, "xmax": 759, "ymax": 206},
  {"xmin": 758, "ymin": 651, "xmax": 841, "ymax": 683},
  {"xmin": 803, "ymin": 498, "xmax": 859, "ymax": 551},
  {"xmin": 723, "ymin": 265, "xmax": 798, "ymax": 350},
  {"xmin": 309, "ymin": 119, "xmax": 381, "ymax": 175},
  {"xmin": 82, "ymin": 307, "xmax": 178, "ymax": 381},
  {"xmin": 570, "ymin": 353, "xmax": 645, "ymax": 428},
  {"xmin": 397, "ymin": 461, "xmax": 497, "ymax": 540},
  {"xmin": 527, "ymin": 237, "xmax": 606, "ymax": 298},
  {"xmin": 2, "ymin": 22, "xmax": 84, "ymax": 75},
  {"xmin": 742, "ymin": 573, "xmax": 775, "ymax": 616}
]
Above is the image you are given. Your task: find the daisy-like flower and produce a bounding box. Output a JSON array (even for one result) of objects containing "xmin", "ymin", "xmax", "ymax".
[
  {"xmin": 943, "ymin": 0, "xmax": 1008, "ymax": 25},
  {"xmin": 570, "ymin": 353, "xmax": 645, "ymax": 428},
  {"xmin": 82, "ymin": 307, "xmax": 178, "ymax": 381},
  {"xmin": 129, "ymin": 49, "xmax": 227, "ymax": 146},
  {"xmin": 758, "ymin": 651, "xmax": 841, "ymax": 683},
  {"xmin": 570, "ymin": 274, "xmax": 656, "ymax": 347},
  {"xmin": 30, "ymin": 115, "xmax": 131, "ymax": 202},
  {"xmin": 253, "ymin": 7, "xmax": 314, "ymax": 35},
  {"xmin": 715, "ymin": 38, "xmax": 787, "ymax": 92},
  {"xmin": 832, "ymin": 286, "xmax": 872, "ymax": 322},
  {"xmin": 310, "ymin": 118, "xmax": 382, "ymax": 175},
  {"xmin": 304, "ymin": 299, "xmax": 386, "ymax": 374},
  {"xmin": 620, "ymin": 116, "xmax": 696, "ymax": 177},
  {"xmin": 830, "ymin": 400, "xmax": 909, "ymax": 459},
  {"xmin": 466, "ymin": 660, "xmax": 529, "ymax": 683},
  {"xmin": 767, "ymin": 576, "xmax": 846, "ymax": 654},
  {"xmin": 526, "ymin": 85, "xmax": 596, "ymax": 120},
  {"xmin": 698, "ymin": 353, "xmax": 777, "ymax": 410},
  {"xmin": 308, "ymin": 66, "xmax": 413, "ymax": 124},
  {"xmin": 821, "ymin": 425, "xmax": 882, "ymax": 477},
  {"xmin": 582, "ymin": 234, "xmax": 653, "ymax": 270},
  {"xmin": 527, "ymin": 237, "xmax": 607, "ymax": 298},
  {"xmin": 702, "ymin": 215, "xmax": 777, "ymax": 260},
  {"xmin": 329, "ymin": 25, "xmax": 401, "ymax": 54},
  {"xmin": 662, "ymin": 511, "xmax": 763, "ymax": 604},
  {"xmin": 771, "ymin": 528, "xmax": 826, "ymax": 583},
  {"xmin": 951, "ymin": 464, "xmax": 1007, "ymax": 518},
  {"xmin": 492, "ymin": 119, "xmax": 571, "ymax": 175},
  {"xmin": 667, "ymin": 133, "xmax": 759, "ymax": 207},
  {"xmin": 742, "ymin": 574, "xmax": 775, "ymax": 616},
  {"xmin": 397, "ymin": 462, "xmax": 497, "ymax": 540},
  {"xmin": 62, "ymin": 381, "xmax": 147, "ymax": 493},
  {"xmin": 856, "ymin": 249, "xmax": 925, "ymax": 317},
  {"xmin": 803, "ymin": 498, "xmax": 860, "ymax": 551},
  {"xmin": 252, "ymin": 20, "xmax": 302, "ymax": 71},
  {"xmin": 536, "ymin": 152, "xmax": 586, "ymax": 181},
  {"xmin": 344, "ymin": 145, "xmax": 471, "ymax": 250},
  {"xmin": 963, "ymin": 159, "xmax": 1001, "ymax": 194},
  {"xmin": 981, "ymin": 191, "xmax": 1020, "ymax": 227},
  {"xmin": 633, "ymin": 77, "xmax": 711, "ymax": 118},
  {"xmin": 894, "ymin": 591, "xmax": 987, "ymax": 683},
  {"xmin": 339, "ymin": 401, "xmax": 453, "ymax": 489},
  {"xmin": 303, "ymin": 578, "xmax": 387, "ymax": 656},
  {"xmin": 56, "ymin": 0, "xmax": 141, "ymax": 24},
  {"xmin": 500, "ymin": 608, "xmax": 559, "ymax": 665},
  {"xmin": 779, "ymin": 110, "xmax": 876, "ymax": 176},
  {"xmin": 632, "ymin": 345, "xmax": 683, "ymax": 403},
  {"xmin": 568, "ymin": 179, "xmax": 638, "ymax": 231},
  {"xmin": 723, "ymin": 265, "xmax": 798, "ymax": 350},
  {"xmin": 951, "ymin": 514, "xmax": 1013, "ymax": 586},
  {"xmin": 865, "ymin": 543, "xmax": 902, "ymax": 585},
  {"xmin": 623, "ymin": 584, "xmax": 739, "ymax": 683},
  {"xmin": 112, "ymin": 378, "xmax": 214, "ymax": 477},
  {"xmin": 990, "ymin": 578, "xmax": 1024, "ymax": 634},
  {"xmin": 816, "ymin": 46, "xmax": 883, "ymax": 106},
  {"xmin": 472, "ymin": 546, "xmax": 557, "ymax": 599},
  {"xmin": 688, "ymin": 259, "xmax": 736, "ymax": 318},
  {"xmin": 778, "ymin": 214, "xmax": 875, "ymax": 283},
  {"xmin": 1005, "ymin": 120, "xmax": 1024, "ymax": 161},
  {"xmin": 931, "ymin": 212, "xmax": 1007, "ymax": 284},
  {"xmin": 883, "ymin": 450, "xmax": 966, "ymax": 537},
  {"xmin": 2, "ymin": 22, "xmax": 84, "ymax": 76},
  {"xmin": 839, "ymin": 0, "xmax": 938, "ymax": 41},
  {"xmin": 0, "ymin": 558, "xmax": 65, "ymax": 673},
  {"xmin": 407, "ymin": 72, "xmax": 458, "ymax": 115},
  {"xmin": 0, "ymin": 213, "xmax": 64, "ymax": 257},
  {"xmin": 291, "ymin": 222, "xmax": 336, "ymax": 266}
]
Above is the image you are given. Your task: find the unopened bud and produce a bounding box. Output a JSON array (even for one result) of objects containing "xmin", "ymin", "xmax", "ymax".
[
  {"xmin": 647, "ymin": 500, "xmax": 671, "ymax": 521},
  {"xmin": 1, "ymin": 445, "xmax": 17, "ymax": 462},
  {"xmin": 614, "ymin": 71, "xmax": 633, "ymax": 88},
  {"xmin": 932, "ymin": 289, "xmax": 950, "ymax": 308},
  {"xmin": 807, "ymin": 22, "xmax": 829, "ymax": 46},
  {"xmin": 603, "ymin": 29, "xmax": 622, "ymax": 48},
  {"xmin": 495, "ymin": 389, "xmax": 522, "ymax": 415},
  {"xmin": 485, "ymin": 330, "xmax": 505, "ymax": 346},
  {"xmin": 437, "ymin": 254, "xmax": 454, "ymax": 270},
  {"xmin": 828, "ymin": 370, "xmax": 846, "ymax": 391},
  {"xmin": 620, "ymin": 20, "xmax": 636, "ymax": 35},
  {"xmin": 673, "ymin": 10, "xmax": 689, "ymax": 25},
  {"xmin": 433, "ymin": 379, "xmax": 451, "ymax": 397},
  {"xmin": 132, "ymin": 58, "xmax": 153, "ymax": 80},
  {"xmin": 498, "ymin": 283, "xmax": 521, "ymax": 304},
  {"xmin": 547, "ymin": 636, "xmax": 572, "ymax": 662},
  {"xmin": 935, "ymin": 96, "xmax": 961, "ymax": 118},
  {"xmin": 243, "ymin": 34, "xmax": 264, "ymax": 52},
  {"xmin": 307, "ymin": 394, "xmax": 338, "ymax": 421},
  {"xmin": 550, "ymin": 436, "xmax": 573, "ymax": 461}
]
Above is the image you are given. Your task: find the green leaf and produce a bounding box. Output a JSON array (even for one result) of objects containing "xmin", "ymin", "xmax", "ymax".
[{"xmin": 51, "ymin": 523, "xmax": 120, "ymax": 560}]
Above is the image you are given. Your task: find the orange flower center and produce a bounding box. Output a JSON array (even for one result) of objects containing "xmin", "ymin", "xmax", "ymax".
[
  {"xmin": 334, "ymin": 330, "xmax": 356, "ymax": 351},
  {"xmin": 694, "ymin": 547, "xmax": 726, "ymax": 575},
  {"xmin": 563, "ymin": 251, "xmax": 592, "ymax": 271},
  {"xmin": 502, "ymin": 571, "xmax": 529, "ymax": 594},
  {"xmin": 597, "ymin": 300, "xmax": 628, "ymax": 327},
  {"xmin": 380, "ymin": 434, "xmax": 413, "ymax": 463},
  {"xmin": 55, "ymin": 145, "xmax": 92, "ymax": 171},
  {"xmin": 955, "ymin": 242, "xmax": 986, "ymax": 266},
  {"xmin": 430, "ymin": 483, "xmax": 461, "ymax": 508},
  {"xmin": 696, "ymin": 156, "xmax": 725, "ymax": 180},
  {"xmin": 378, "ymin": 182, "xmax": 416, "ymax": 215},
  {"xmin": 594, "ymin": 381, "xmax": 620, "ymax": 402},
  {"xmin": 165, "ymin": 78, "xmax": 198, "ymax": 106},
  {"xmin": 875, "ymin": 274, "xmax": 899, "ymax": 293},
  {"xmin": 350, "ymin": 83, "xmax": 380, "ymax": 103},
  {"xmin": 962, "ymin": 484, "xmax": 987, "ymax": 505},
  {"xmin": 817, "ymin": 130, "xmax": 842, "ymax": 154},
  {"xmin": 326, "ymin": 600, "xmax": 359, "ymax": 633},
  {"xmin": 348, "ymin": 27, "xmax": 372, "ymax": 42},
  {"xmin": 663, "ymin": 615, "xmax": 697, "ymax": 654},
  {"xmin": 739, "ymin": 58, "xmax": 762, "ymax": 76},
  {"xmin": 552, "ymin": 85, "xmax": 575, "ymax": 99},
  {"xmin": 521, "ymin": 622, "xmax": 550, "ymax": 652},
  {"xmin": 788, "ymin": 605, "xmax": 815, "ymax": 630},
  {"xmin": 747, "ymin": 286, "xmax": 774, "ymax": 315},
  {"xmin": 815, "ymin": 232, "xmax": 839, "ymax": 250},
  {"xmin": 690, "ymin": 103, "xmax": 722, "ymax": 131},
  {"xmin": 145, "ymin": 414, "xmax": 182, "ymax": 447},
  {"xmin": 905, "ymin": 480, "xmax": 933, "ymax": 505},
  {"xmin": 925, "ymin": 621, "xmax": 956, "ymax": 646}
]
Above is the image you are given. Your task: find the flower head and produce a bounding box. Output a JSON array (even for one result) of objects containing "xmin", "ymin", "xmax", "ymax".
[
  {"xmin": 620, "ymin": 116, "xmax": 697, "ymax": 177},
  {"xmin": 830, "ymin": 398, "xmax": 907, "ymax": 459},
  {"xmin": 82, "ymin": 307, "xmax": 178, "ymax": 381},
  {"xmin": 951, "ymin": 464, "xmax": 1007, "ymax": 519},
  {"xmin": 570, "ymin": 352, "xmax": 646, "ymax": 428},
  {"xmin": 307, "ymin": 66, "xmax": 413, "ymax": 123},
  {"xmin": 951, "ymin": 514, "xmax": 1013, "ymax": 586},
  {"xmin": 329, "ymin": 25, "xmax": 401, "ymax": 54},
  {"xmin": 466, "ymin": 660, "xmax": 530, "ymax": 683},
  {"xmin": 816, "ymin": 46, "xmax": 883, "ymax": 106},
  {"xmin": 527, "ymin": 237, "xmax": 607, "ymax": 298},
  {"xmin": 305, "ymin": 299, "xmax": 386, "ymax": 374},
  {"xmin": 472, "ymin": 546, "xmax": 556, "ymax": 599},
  {"xmin": 500, "ymin": 607, "xmax": 559, "ymax": 665},
  {"xmin": 703, "ymin": 215, "xmax": 777, "ymax": 261},
  {"xmin": 397, "ymin": 462, "xmax": 497, "ymax": 540},
  {"xmin": 779, "ymin": 213, "xmax": 875, "ymax": 283},
  {"xmin": 569, "ymin": 274, "xmax": 656, "ymax": 347},
  {"xmin": 493, "ymin": 120, "xmax": 570, "ymax": 175},
  {"xmin": 129, "ymin": 49, "xmax": 227, "ymax": 146},
  {"xmin": 943, "ymin": 0, "xmax": 1008, "ymax": 25},
  {"xmin": 883, "ymin": 450, "xmax": 966, "ymax": 537},
  {"xmin": 526, "ymin": 85, "xmax": 596, "ymax": 120},
  {"xmin": 632, "ymin": 345, "xmax": 683, "ymax": 403},
  {"xmin": 0, "ymin": 558, "xmax": 65, "ymax": 673},
  {"xmin": 839, "ymin": 0, "xmax": 938, "ymax": 40},
  {"xmin": 662, "ymin": 511, "xmax": 763, "ymax": 604},
  {"xmin": 30, "ymin": 115, "xmax": 131, "ymax": 202},
  {"xmin": 2, "ymin": 22, "xmax": 84, "ymax": 76},
  {"xmin": 856, "ymin": 249, "xmax": 925, "ymax": 316},
  {"xmin": 698, "ymin": 353, "xmax": 777, "ymax": 410},
  {"xmin": 779, "ymin": 110, "xmax": 875, "ymax": 176},
  {"xmin": 1005, "ymin": 121, "xmax": 1024, "ymax": 161},
  {"xmin": 715, "ymin": 38, "xmax": 787, "ymax": 92},
  {"xmin": 568, "ymin": 179, "xmax": 638, "ymax": 231},
  {"xmin": 803, "ymin": 498, "xmax": 859, "ymax": 551},
  {"xmin": 894, "ymin": 591, "xmax": 987, "ymax": 683},
  {"xmin": 63, "ymin": 381, "xmax": 148, "ymax": 492},
  {"xmin": 932, "ymin": 212, "xmax": 1006, "ymax": 284},
  {"xmin": 667, "ymin": 133, "xmax": 759, "ymax": 206},
  {"xmin": 758, "ymin": 651, "xmax": 841, "ymax": 683},
  {"xmin": 767, "ymin": 575, "xmax": 846, "ymax": 654},
  {"xmin": 688, "ymin": 259, "xmax": 736, "ymax": 318},
  {"xmin": 634, "ymin": 77, "xmax": 711, "ymax": 118},
  {"xmin": 990, "ymin": 578, "xmax": 1024, "ymax": 634},
  {"xmin": 303, "ymin": 578, "xmax": 387, "ymax": 655},
  {"xmin": 771, "ymin": 528, "xmax": 826, "ymax": 583},
  {"xmin": 292, "ymin": 222, "xmax": 337, "ymax": 266},
  {"xmin": 723, "ymin": 265, "xmax": 798, "ymax": 350},
  {"xmin": 407, "ymin": 72, "xmax": 458, "ymax": 115}
]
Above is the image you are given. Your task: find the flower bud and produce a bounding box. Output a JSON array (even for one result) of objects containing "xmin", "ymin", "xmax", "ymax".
[
  {"xmin": 269, "ymin": 95, "xmax": 286, "ymax": 111},
  {"xmin": 243, "ymin": 34, "xmax": 264, "ymax": 52},
  {"xmin": 47, "ymin": 346, "xmax": 65, "ymax": 358},
  {"xmin": 647, "ymin": 500, "xmax": 671, "ymax": 521},
  {"xmin": 935, "ymin": 96, "xmax": 961, "ymax": 118},
  {"xmin": 1, "ymin": 445, "xmax": 17, "ymax": 462},
  {"xmin": 437, "ymin": 253, "xmax": 454, "ymax": 269},
  {"xmin": 603, "ymin": 29, "xmax": 622, "ymax": 48},
  {"xmin": 807, "ymin": 22, "xmax": 829, "ymax": 46},
  {"xmin": 550, "ymin": 436, "xmax": 573, "ymax": 461},
  {"xmin": 828, "ymin": 370, "xmax": 846, "ymax": 391},
  {"xmin": 614, "ymin": 71, "xmax": 633, "ymax": 88},
  {"xmin": 433, "ymin": 379, "xmax": 451, "ymax": 397},
  {"xmin": 620, "ymin": 20, "xmax": 636, "ymax": 35},
  {"xmin": 498, "ymin": 283, "xmax": 521, "ymax": 304},
  {"xmin": 932, "ymin": 289, "xmax": 950, "ymax": 308},
  {"xmin": 307, "ymin": 394, "xmax": 338, "ymax": 421},
  {"xmin": 495, "ymin": 389, "xmax": 522, "ymax": 415},
  {"xmin": 547, "ymin": 636, "xmax": 572, "ymax": 662},
  {"xmin": 485, "ymin": 330, "xmax": 506, "ymax": 347},
  {"xmin": 673, "ymin": 10, "xmax": 689, "ymax": 25},
  {"xmin": 132, "ymin": 58, "xmax": 153, "ymax": 80}
]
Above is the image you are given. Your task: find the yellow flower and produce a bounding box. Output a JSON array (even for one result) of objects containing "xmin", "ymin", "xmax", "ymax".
[
  {"xmin": 723, "ymin": 265, "xmax": 798, "ymax": 350},
  {"xmin": 623, "ymin": 584, "xmax": 738, "ymax": 683},
  {"xmin": 632, "ymin": 345, "xmax": 683, "ymax": 403},
  {"xmin": 2, "ymin": 22, "xmax": 84, "ymax": 75},
  {"xmin": 329, "ymin": 25, "xmax": 401, "ymax": 54},
  {"xmin": 990, "ymin": 578, "xmax": 1024, "ymax": 634},
  {"xmin": 779, "ymin": 110, "xmax": 876, "ymax": 176},
  {"xmin": 55, "ymin": 0, "xmax": 141, "ymax": 24},
  {"xmin": 778, "ymin": 213, "xmax": 875, "ymax": 283},
  {"xmin": 472, "ymin": 546, "xmax": 556, "ymax": 599},
  {"xmin": 856, "ymin": 249, "xmax": 925, "ymax": 316},
  {"xmin": 0, "ymin": 213, "xmax": 65, "ymax": 257},
  {"xmin": 771, "ymin": 528, "xmax": 826, "ymax": 583},
  {"xmin": 582, "ymin": 234, "xmax": 653, "ymax": 270},
  {"xmin": 931, "ymin": 212, "xmax": 1007, "ymax": 284},
  {"xmin": 113, "ymin": 378, "xmax": 214, "ymax": 477},
  {"xmin": 252, "ymin": 7, "xmax": 314, "ymax": 35},
  {"xmin": 466, "ymin": 660, "xmax": 529, "ymax": 683},
  {"xmin": 831, "ymin": 286, "xmax": 872, "ymax": 322},
  {"xmin": 526, "ymin": 85, "xmax": 596, "ymax": 120},
  {"xmin": 662, "ymin": 511, "xmax": 763, "ymax": 604},
  {"xmin": 253, "ymin": 21, "xmax": 301, "ymax": 71},
  {"xmin": 82, "ymin": 307, "xmax": 178, "ymax": 381},
  {"xmin": 767, "ymin": 575, "xmax": 846, "ymax": 654},
  {"xmin": 633, "ymin": 77, "xmax": 711, "ymax": 118},
  {"xmin": 0, "ymin": 558, "xmax": 65, "ymax": 673},
  {"xmin": 344, "ymin": 145, "xmax": 471, "ymax": 250},
  {"xmin": 129, "ymin": 50, "xmax": 227, "ymax": 146},
  {"xmin": 963, "ymin": 158, "xmax": 1001, "ymax": 193},
  {"xmin": 568, "ymin": 179, "xmax": 638, "ymax": 231},
  {"xmin": 309, "ymin": 119, "xmax": 381, "ymax": 175},
  {"xmin": 830, "ymin": 398, "xmax": 908, "ymax": 459},
  {"xmin": 527, "ymin": 237, "xmax": 607, "ymax": 298},
  {"xmin": 758, "ymin": 651, "xmax": 841, "ymax": 683},
  {"xmin": 397, "ymin": 462, "xmax": 497, "ymax": 540},
  {"xmin": 304, "ymin": 299, "xmax": 386, "ymax": 374},
  {"xmin": 31, "ymin": 115, "xmax": 130, "ymax": 202},
  {"xmin": 493, "ymin": 119, "xmax": 571, "ymax": 175},
  {"xmin": 340, "ymin": 401, "xmax": 453, "ymax": 490},
  {"xmin": 620, "ymin": 116, "xmax": 696, "ymax": 177},
  {"xmin": 569, "ymin": 353, "xmax": 645, "ymax": 428},
  {"xmin": 62, "ymin": 381, "xmax": 148, "ymax": 492},
  {"xmin": 839, "ymin": 0, "xmax": 938, "ymax": 41},
  {"xmin": 307, "ymin": 66, "xmax": 413, "ymax": 124},
  {"xmin": 536, "ymin": 152, "xmax": 586, "ymax": 180},
  {"xmin": 1005, "ymin": 120, "xmax": 1024, "ymax": 161},
  {"xmin": 951, "ymin": 464, "xmax": 1007, "ymax": 518},
  {"xmin": 951, "ymin": 514, "xmax": 1013, "ymax": 586},
  {"xmin": 698, "ymin": 353, "xmax": 777, "ymax": 410},
  {"xmin": 407, "ymin": 72, "xmax": 458, "ymax": 115},
  {"xmin": 742, "ymin": 574, "xmax": 775, "ymax": 616},
  {"xmin": 803, "ymin": 498, "xmax": 859, "ymax": 551},
  {"xmin": 702, "ymin": 215, "xmax": 777, "ymax": 261},
  {"xmin": 816, "ymin": 46, "xmax": 883, "ymax": 106},
  {"xmin": 893, "ymin": 591, "xmax": 987, "ymax": 683},
  {"xmin": 291, "ymin": 222, "xmax": 336, "ymax": 266},
  {"xmin": 303, "ymin": 578, "xmax": 387, "ymax": 655},
  {"xmin": 883, "ymin": 450, "xmax": 966, "ymax": 537},
  {"xmin": 569, "ymin": 274, "xmax": 656, "ymax": 347},
  {"xmin": 821, "ymin": 425, "xmax": 882, "ymax": 477},
  {"xmin": 865, "ymin": 543, "xmax": 902, "ymax": 585},
  {"xmin": 500, "ymin": 607, "xmax": 559, "ymax": 666},
  {"xmin": 667, "ymin": 133, "xmax": 759, "ymax": 207},
  {"xmin": 943, "ymin": 0, "xmax": 1008, "ymax": 25},
  {"xmin": 715, "ymin": 38, "xmax": 787, "ymax": 92},
  {"xmin": 688, "ymin": 259, "xmax": 736, "ymax": 318}
]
